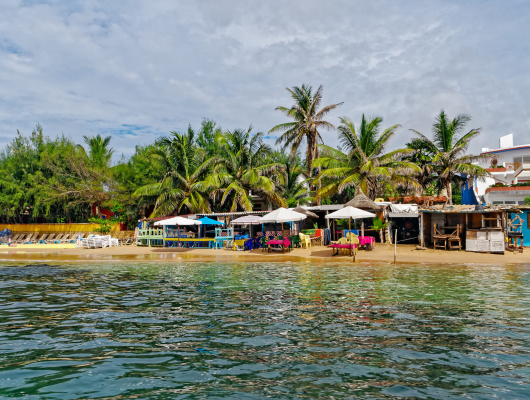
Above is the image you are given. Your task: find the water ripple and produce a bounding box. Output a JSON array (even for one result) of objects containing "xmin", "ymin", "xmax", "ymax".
[{"xmin": 0, "ymin": 262, "xmax": 528, "ymax": 399}]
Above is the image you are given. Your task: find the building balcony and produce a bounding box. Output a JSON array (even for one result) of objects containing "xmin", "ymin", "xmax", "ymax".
[{"xmin": 485, "ymin": 186, "xmax": 530, "ymax": 194}]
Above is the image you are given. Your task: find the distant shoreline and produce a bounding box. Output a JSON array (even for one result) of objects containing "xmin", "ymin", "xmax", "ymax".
[{"xmin": 0, "ymin": 244, "xmax": 528, "ymax": 266}]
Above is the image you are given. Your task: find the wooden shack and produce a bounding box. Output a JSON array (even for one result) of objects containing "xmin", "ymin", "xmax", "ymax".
[{"xmin": 419, "ymin": 206, "xmax": 506, "ymax": 254}]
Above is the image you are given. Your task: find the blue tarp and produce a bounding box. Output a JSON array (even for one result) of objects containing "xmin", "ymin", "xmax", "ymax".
[
  {"xmin": 0, "ymin": 228, "xmax": 12, "ymax": 237},
  {"xmin": 197, "ymin": 217, "xmax": 224, "ymax": 226}
]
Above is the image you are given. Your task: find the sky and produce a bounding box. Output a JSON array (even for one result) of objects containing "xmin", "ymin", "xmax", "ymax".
[{"xmin": 1, "ymin": 0, "xmax": 529, "ymax": 160}]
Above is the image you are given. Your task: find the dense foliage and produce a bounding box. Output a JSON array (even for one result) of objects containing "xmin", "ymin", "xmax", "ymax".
[{"xmin": 0, "ymin": 86, "xmax": 489, "ymax": 225}]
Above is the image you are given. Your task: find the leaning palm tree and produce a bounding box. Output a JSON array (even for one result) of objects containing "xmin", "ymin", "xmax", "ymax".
[
  {"xmin": 270, "ymin": 84, "xmax": 343, "ymax": 178},
  {"xmin": 410, "ymin": 110, "xmax": 490, "ymax": 205},
  {"xmin": 207, "ymin": 127, "xmax": 286, "ymax": 211},
  {"xmin": 133, "ymin": 128, "xmax": 217, "ymax": 216},
  {"xmin": 313, "ymin": 114, "xmax": 420, "ymax": 200}
]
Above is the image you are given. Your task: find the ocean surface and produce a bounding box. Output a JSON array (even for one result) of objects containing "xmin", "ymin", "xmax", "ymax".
[{"xmin": 0, "ymin": 262, "xmax": 529, "ymax": 399}]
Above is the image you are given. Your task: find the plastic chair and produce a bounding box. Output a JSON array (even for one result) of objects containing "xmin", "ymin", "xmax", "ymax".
[{"xmin": 299, "ymin": 233, "xmax": 311, "ymax": 248}]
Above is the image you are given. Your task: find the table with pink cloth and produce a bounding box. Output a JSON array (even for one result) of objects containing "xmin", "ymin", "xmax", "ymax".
[
  {"xmin": 358, "ymin": 236, "xmax": 375, "ymax": 250},
  {"xmin": 267, "ymin": 238, "xmax": 291, "ymax": 253}
]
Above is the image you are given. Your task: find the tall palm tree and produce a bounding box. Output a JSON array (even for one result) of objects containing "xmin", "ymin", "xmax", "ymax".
[
  {"xmin": 82, "ymin": 134, "xmax": 114, "ymax": 168},
  {"xmin": 133, "ymin": 128, "xmax": 217, "ymax": 216},
  {"xmin": 270, "ymin": 84, "xmax": 343, "ymax": 177},
  {"xmin": 313, "ymin": 114, "xmax": 420, "ymax": 199},
  {"xmin": 410, "ymin": 110, "xmax": 490, "ymax": 205},
  {"xmin": 208, "ymin": 127, "xmax": 286, "ymax": 211}
]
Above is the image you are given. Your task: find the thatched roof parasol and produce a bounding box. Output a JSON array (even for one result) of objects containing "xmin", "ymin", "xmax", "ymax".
[
  {"xmin": 293, "ymin": 207, "xmax": 318, "ymax": 219},
  {"xmin": 344, "ymin": 189, "xmax": 382, "ymax": 210}
]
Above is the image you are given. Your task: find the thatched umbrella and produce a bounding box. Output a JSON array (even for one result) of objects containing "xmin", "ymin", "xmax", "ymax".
[
  {"xmin": 293, "ymin": 207, "xmax": 318, "ymax": 219},
  {"xmin": 344, "ymin": 189, "xmax": 381, "ymax": 236},
  {"xmin": 345, "ymin": 189, "xmax": 381, "ymax": 210}
]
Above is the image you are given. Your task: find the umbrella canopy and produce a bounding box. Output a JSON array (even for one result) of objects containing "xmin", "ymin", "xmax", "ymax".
[
  {"xmin": 293, "ymin": 207, "xmax": 318, "ymax": 219},
  {"xmin": 154, "ymin": 216, "xmax": 202, "ymax": 226},
  {"xmin": 325, "ymin": 206, "xmax": 376, "ymax": 220},
  {"xmin": 259, "ymin": 208, "xmax": 307, "ymax": 224},
  {"xmin": 344, "ymin": 189, "xmax": 381, "ymax": 210},
  {"xmin": 197, "ymin": 216, "xmax": 224, "ymax": 225},
  {"xmin": 230, "ymin": 215, "xmax": 262, "ymax": 225}
]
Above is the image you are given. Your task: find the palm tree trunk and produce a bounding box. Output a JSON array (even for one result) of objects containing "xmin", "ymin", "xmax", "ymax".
[{"xmin": 446, "ymin": 180, "xmax": 453, "ymax": 205}]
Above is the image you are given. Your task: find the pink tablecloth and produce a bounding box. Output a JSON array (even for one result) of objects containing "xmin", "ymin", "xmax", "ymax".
[
  {"xmin": 358, "ymin": 236, "xmax": 375, "ymax": 247},
  {"xmin": 267, "ymin": 239, "xmax": 291, "ymax": 247}
]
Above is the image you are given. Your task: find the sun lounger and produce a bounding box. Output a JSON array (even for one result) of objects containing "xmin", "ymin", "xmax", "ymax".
[
  {"xmin": 38, "ymin": 233, "xmax": 49, "ymax": 244},
  {"xmin": 45, "ymin": 234, "xmax": 56, "ymax": 243},
  {"xmin": 21, "ymin": 233, "xmax": 36, "ymax": 244}
]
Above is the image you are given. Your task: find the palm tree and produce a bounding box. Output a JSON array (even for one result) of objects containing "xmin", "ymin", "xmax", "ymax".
[
  {"xmin": 82, "ymin": 134, "xmax": 114, "ymax": 168},
  {"xmin": 207, "ymin": 127, "xmax": 286, "ymax": 211},
  {"xmin": 313, "ymin": 114, "xmax": 420, "ymax": 200},
  {"xmin": 410, "ymin": 110, "xmax": 490, "ymax": 205},
  {"xmin": 270, "ymin": 84, "xmax": 343, "ymax": 178},
  {"xmin": 133, "ymin": 128, "xmax": 217, "ymax": 216},
  {"xmin": 270, "ymin": 151, "xmax": 311, "ymax": 207}
]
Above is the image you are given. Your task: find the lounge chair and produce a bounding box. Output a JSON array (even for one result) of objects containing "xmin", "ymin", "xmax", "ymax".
[
  {"xmin": 15, "ymin": 234, "xmax": 29, "ymax": 243},
  {"xmin": 45, "ymin": 234, "xmax": 56, "ymax": 244},
  {"xmin": 55, "ymin": 234, "xmax": 71, "ymax": 243},
  {"xmin": 21, "ymin": 233, "xmax": 36, "ymax": 244},
  {"xmin": 38, "ymin": 233, "xmax": 49, "ymax": 244}
]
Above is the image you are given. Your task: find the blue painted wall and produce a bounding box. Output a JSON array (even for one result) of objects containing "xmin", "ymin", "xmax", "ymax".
[
  {"xmin": 461, "ymin": 179, "xmax": 479, "ymax": 205},
  {"xmin": 510, "ymin": 211, "xmax": 530, "ymax": 246}
]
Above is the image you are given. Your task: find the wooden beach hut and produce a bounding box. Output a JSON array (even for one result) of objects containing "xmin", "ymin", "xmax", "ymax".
[{"xmin": 419, "ymin": 205, "xmax": 506, "ymax": 253}]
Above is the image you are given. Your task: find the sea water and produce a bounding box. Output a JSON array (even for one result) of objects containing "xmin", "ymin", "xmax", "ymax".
[{"xmin": 0, "ymin": 262, "xmax": 529, "ymax": 399}]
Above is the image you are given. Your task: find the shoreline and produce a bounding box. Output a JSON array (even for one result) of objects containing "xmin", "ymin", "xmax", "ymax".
[{"xmin": 0, "ymin": 244, "xmax": 529, "ymax": 266}]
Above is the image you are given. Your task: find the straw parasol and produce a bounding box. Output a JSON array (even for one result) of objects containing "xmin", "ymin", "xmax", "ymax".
[
  {"xmin": 293, "ymin": 207, "xmax": 318, "ymax": 219},
  {"xmin": 345, "ymin": 189, "xmax": 381, "ymax": 210}
]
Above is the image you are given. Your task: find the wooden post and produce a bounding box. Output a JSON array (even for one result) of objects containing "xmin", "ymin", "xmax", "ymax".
[{"xmin": 394, "ymin": 229, "xmax": 397, "ymax": 263}]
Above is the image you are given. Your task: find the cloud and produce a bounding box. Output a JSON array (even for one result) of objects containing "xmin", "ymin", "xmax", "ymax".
[{"xmin": 0, "ymin": 0, "xmax": 529, "ymax": 158}]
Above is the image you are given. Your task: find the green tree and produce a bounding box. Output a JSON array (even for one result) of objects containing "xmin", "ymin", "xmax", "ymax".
[
  {"xmin": 208, "ymin": 127, "xmax": 286, "ymax": 211},
  {"xmin": 269, "ymin": 151, "xmax": 311, "ymax": 207},
  {"xmin": 270, "ymin": 84, "xmax": 342, "ymax": 178},
  {"xmin": 82, "ymin": 134, "xmax": 114, "ymax": 168},
  {"xmin": 113, "ymin": 144, "xmax": 165, "ymax": 222},
  {"xmin": 196, "ymin": 119, "xmax": 223, "ymax": 157},
  {"xmin": 313, "ymin": 114, "xmax": 420, "ymax": 200},
  {"xmin": 133, "ymin": 128, "xmax": 217, "ymax": 216},
  {"xmin": 410, "ymin": 110, "xmax": 490, "ymax": 205}
]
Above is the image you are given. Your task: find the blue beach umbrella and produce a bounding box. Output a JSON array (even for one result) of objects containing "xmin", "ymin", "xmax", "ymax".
[{"xmin": 197, "ymin": 217, "xmax": 224, "ymax": 237}]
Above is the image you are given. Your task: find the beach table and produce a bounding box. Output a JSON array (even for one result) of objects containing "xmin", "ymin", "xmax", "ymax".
[
  {"xmin": 267, "ymin": 238, "xmax": 291, "ymax": 253},
  {"xmin": 358, "ymin": 236, "xmax": 375, "ymax": 250},
  {"xmin": 328, "ymin": 243, "xmax": 357, "ymax": 256}
]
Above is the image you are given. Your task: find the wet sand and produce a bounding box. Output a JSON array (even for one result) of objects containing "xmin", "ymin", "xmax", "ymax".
[{"xmin": 0, "ymin": 243, "xmax": 529, "ymax": 266}]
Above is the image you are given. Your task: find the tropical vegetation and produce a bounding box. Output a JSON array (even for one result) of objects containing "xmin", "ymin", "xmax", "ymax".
[
  {"xmin": 410, "ymin": 110, "xmax": 490, "ymax": 205},
  {"xmin": 0, "ymin": 86, "xmax": 491, "ymax": 226}
]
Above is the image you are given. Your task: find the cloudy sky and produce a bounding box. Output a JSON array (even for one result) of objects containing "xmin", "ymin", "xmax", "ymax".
[{"xmin": 1, "ymin": 0, "xmax": 529, "ymax": 159}]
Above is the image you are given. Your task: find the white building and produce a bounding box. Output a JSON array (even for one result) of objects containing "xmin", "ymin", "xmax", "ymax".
[{"xmin": 469, "ymin": 134, "xmax": 530, "ymax": 205}]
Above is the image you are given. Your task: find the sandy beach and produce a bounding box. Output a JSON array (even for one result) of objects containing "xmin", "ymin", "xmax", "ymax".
[{"xmin": 0, "ymin": 243, "xmax": 529, "ymax": 266}]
